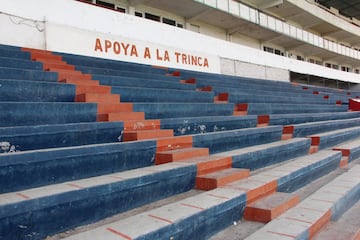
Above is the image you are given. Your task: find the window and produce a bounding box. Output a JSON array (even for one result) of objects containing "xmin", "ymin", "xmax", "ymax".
[
  {"xmin": 116, "ymin": 7, "xmax": 126, "ymax": 13},
  {"xmin": 162, "ymin": 17, "xmax": 176, "ymax": 26},
  {"xmin": 296, "ymin": 55, "xmax": 304, "ymax": 61},
  {"xmin": 96, "ymin": 0, "xmax": 114, "ymax": 9},
  {"xmin": 177, "ymin": 23, "xmax": 183, "ymax": 28},
  {"xmin": 135, "ymin": 11, "xmax": 143, "ymax": 17},
  {"xmin": 325, "ymin": 63, "xmax": 332, "ymax": 68},
  {"xmin": 145, "ymin": 12, "xmax": 160, "ymax": 22},
  {"xmin": 355, "ymin": 69, "xmax": 360, "ymax": 74}
]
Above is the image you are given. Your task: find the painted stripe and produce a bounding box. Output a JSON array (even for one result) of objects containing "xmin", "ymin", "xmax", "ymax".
[
  {"xmin": 206, "ymin": 193, "xmax": 230, "ymax": 200},
  {"xmin": 267, "ymin": 230, "xmax": 296, "ymax": 239},
  {"xmin": 181, "ymin": 203, "xmax": 205, "ymax": 211},
  {"xmin": 106, "ymin": 227, "xmax": 132, "ymax": 240},
  {"xmin": 16, "ymin": 192, "xmax": 30, "ymax": 200},
  {"xmin": 285, "ymin": 217, "xmax": 312, "ymax": 224},
  {"xmin": 311, "ymin": 198, "xmax": 336, "ymax": 204},
  {"xmin": 148, "ymin": 214, "xmax": 173, "ymax": 224},
  {"xmin": 109, "ymin": 176, "xmax": 126, "ymax": 180},
  {"xmin": 67, "ymin": 183, "xmax": 83, "ymax": 189},
  {"xmin": 299, "ymin": 206, "xmax": 326, "ymax": 213}
]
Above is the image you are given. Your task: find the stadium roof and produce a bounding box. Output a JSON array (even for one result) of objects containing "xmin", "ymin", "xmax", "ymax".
[{"xmin": 317, "ymin": 0, "xmax": 360, "ymax": 21}]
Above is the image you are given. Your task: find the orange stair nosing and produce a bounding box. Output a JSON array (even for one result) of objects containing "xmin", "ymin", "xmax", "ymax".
[
  {"xmin": 97, "ymin": 103, "xmax": 133, "ymax": 114},
  {"xmin": 155, "ymin": 147, "xmax": 209, "ymax": 164},
  {"xmin": 97, "ymin": 112, "xmax": 145, "ymax": 122},
  {"xmin": 156, "ymin": 135, "xmax": 193, "ymax": 152},
  {"xmin": 123, "ymin": 129, "xmax": 174, "ymax": 141},
  {"xmin": 196, "ymin": 168, "xmax": 250, "ymax": 190}
]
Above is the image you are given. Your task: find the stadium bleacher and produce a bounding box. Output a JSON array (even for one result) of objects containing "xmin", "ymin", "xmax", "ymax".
[{"xmin": 0, "ymin": 44, "xmax": 360, "ymax": 240}]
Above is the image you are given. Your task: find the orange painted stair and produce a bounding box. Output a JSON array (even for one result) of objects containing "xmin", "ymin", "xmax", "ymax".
[
  {"xmin": 155, "ymin": 147, "xmax": 209, "ymax": 164},
  {"xmin": 243, "ymin": 192, "xmax": 299, "ymax": 223},
  {"xmin": 195, "ymin": 168, "xmax": 250, "ymax": 190}
]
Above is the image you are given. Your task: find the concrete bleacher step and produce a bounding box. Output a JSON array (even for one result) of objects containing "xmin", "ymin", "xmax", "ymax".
[
  {"xmin": 0, "ymin": 162, "xmax": 196, "ymax": 240},
  {"xmin": 313, "ymin": 196, "xmax": 360, "ymax": 240},
  {"xmin": 59, "ymin": 77, "xmax": 99, "ymax": 85},
  {"xmin": 333, "ymin": 137, "xmax": 360, "ymax": 167},
  {"xmin": 160, "ymin": 115, "xmax": 258, "ymax": 136},
  {"xmin": 75, "ymin": 92, "xmax": 120, "ymax": 103},
  {"xmin": 132, "ymin": 102, "xmax": 235, "ymax": 119},
  {"xmin": 0, "ymin": 121, "xmax": 123, "ymax": 152},
  {"xmin": 58, "ymin": 150, "xmax": 342, "ymax": 240},
  {"xmin": 0, "ymin": 56, "xmax": 43, "ymax": 70},
  {"xmin": 268, "ymin": 111, "xmax": 360, "ymax": 126},
  {"xmin": 123, "ymin": 129, "xmax": 174, "ymax": 141},
  {"xmin": 97, "ymin": 112, "xmax": 145, "ymax": 122},
  {"xmin": 156, "ymin": 147, "xmax": 209, "ymax": 164},
  {"xmin": 281, "ymin": 117, "xmax": 360, "ymax": 140},
  {"xmin": 235, "ymin": 103, "xmax": 348, "ymax": 115},
  {"xmin": 110, "ymin": 86, "xmax": 215, "ymax": 103},
  {"xmin": 0, "ymin": 79, "xmax": 76, "ymax": 102},
  {"xmin": 124, "ymin": 119, "xmax": 161, "ymax": 131},
  {"xmin": 0, "ymin": 66, "xmax": 58, "ymax": 81},
  {"xmin": 196, "ymin": 168, "xmax": 250, "ymax": 190},
  {"xmin": 97, "ymin": 102, "xmax": 133, "ymax": 114},
  {"xmin": 55, "ymin": 70, "xmax": 92, "ymax": 81},
  {"xmin": 245, "ymin": 164, "xmax": 360, "ymax": 240},
  {"xmin": 0, "ymin": 140, "xmax": 157, "ymax": 193},
  {"xmin": 76, "ymin": 84, "xmax": 112, "ymax": 95},
  {"xmin": 0, "ymin": 102, "xmax": 98, "ymax": 127},
  {"xmin": 42, "ymin": 62, "xmax": 76, "ymax": 71},
  {"xmin": 243, "ymin": 192, "xmax": 300, "ymax": 223},
  {"xmin": 308, "ymin": 126, "xmax": 360, "ymax": 154}
]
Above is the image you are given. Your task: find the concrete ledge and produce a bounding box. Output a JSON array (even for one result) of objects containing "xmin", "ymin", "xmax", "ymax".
[
  {"xmin": 161, "ymin": 115, "xmax": 257, "ymax": 136},
  {"xmin": 0, "ymin": 121, "xmax": 123, "ymax": 152},
  {"xmin": 0, "ymin": 102, "xmax": 97, "ymax": 127},
  {"xmin": 0, "ymin": 140, "xmax": 156, "ymax": 193},
  {"xmin": 0, "ymin": 163, "xmax": 196, "ymax": 240},
  {"xmin": 193, "ymin": 126, "xmax": 283, "ymax": 154}
]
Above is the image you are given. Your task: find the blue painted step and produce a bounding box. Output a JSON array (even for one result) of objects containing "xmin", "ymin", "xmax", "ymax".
[
  {"xmin": 111, "ymin": 86, "xmax": 214, "ymax": 103},
  {"xmin": 290, "ymin": 118, "xmax": 360, "ymax": 137},
  {"xmin": 0, "ymin": 79, "xmax": 76, "ymax": 102},
  {"xmin": 193, "ymin": 126, "xmax": 283, "ymax": 154},
  {"xmin": 268, "ymin": 112, "xmax": 360, "ymax": 125},
  {"xmin": 0, "ymin": 121, "xmax": 123, "ymax": 152},
  {"xmin": 0, "ymin": 66, "xmax": 58, "ymax": 82},
  {"xmin": 0, "ymin": 56, "xmax": 43, "ymax": 70},
  {"xmin": 0, "ymin": 163, "xmax": 196, "ymax": 240},
  {"xmin": 0, "ymin": 102, "xmax": 97, "ymax": 127},
  {"xmin": 242, "ymin": 103, "xmax": 347, "ymax": 114},
  {"xmin": 133, "ymin": 102, "xmax": 234, "ymax": 119},
  {"xmin": 0, "ymin": 140, "xmax": 156, "ymax": 193},
  {"xmin": 59, "ymin": 53, "xmax": 169, "ymax": 74},
  {"xmin": 160, "ymin": 115, "xmax": 258, "ymax": 136},
  {"xmin": 94, "ymin": 74, "xmax": 196, "ymax": 90},
  {"xmin": 229, "ymin": 138, "xmax": 311, "ymax": 170}
]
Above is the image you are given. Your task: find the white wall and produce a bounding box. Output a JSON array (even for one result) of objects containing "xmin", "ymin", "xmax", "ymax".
[{"xmin": 1, "ymin": 0, "xmax": 360, "ymax": 83}]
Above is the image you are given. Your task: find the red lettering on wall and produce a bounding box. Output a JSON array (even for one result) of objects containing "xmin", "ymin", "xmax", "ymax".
[
  {"xmin": 94, "ymin": 38, "xmax": 103, "ymax": 52},
  {"xmin": 131, "ymin": 45, "xmax": 138, "ymax": 57},
  {"xmin": 113, "ymin": 41, "xmax": 121, "ymax": 54},
  {"xmin": 105, "ymin": 40, "xmax": 112, "ymax": 53},
  {"xmin": 144, "ymin": 47, "xmax": 151, "ymax": 59}
]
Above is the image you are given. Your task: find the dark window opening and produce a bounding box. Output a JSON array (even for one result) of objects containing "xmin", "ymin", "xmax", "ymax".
[
  {"xmin": 177, "ymin": 23, "xmax": 183, "ymax": 28},
  {"xmin": 116, "ymin": 7, "xmax": 126, "ymax": 13},
  {"xmin": 145, "ymin": 12, "xmax": 160, "ymax": 22},
  {"xmin": 96, "ymin": 0, "xmax": 114, "ymax": 9},
  {"xmin": 162, "ymin": 17, "xmax": 176, "ymax": 26},
  {"xmin": 135, "ymin": 11, "xmax": 143, "ymax": 17}
]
